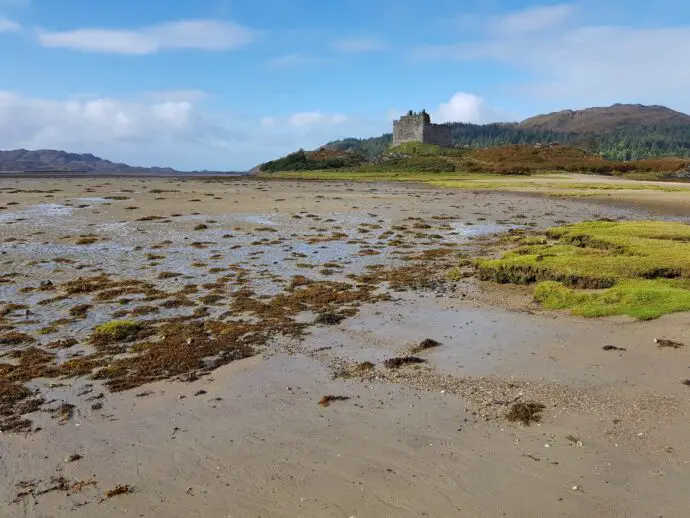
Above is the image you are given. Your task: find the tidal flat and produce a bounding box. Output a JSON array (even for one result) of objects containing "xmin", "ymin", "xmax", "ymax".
[{"xmin": 1, "ymin": 176, "xmax": 689, "ymax": 517}]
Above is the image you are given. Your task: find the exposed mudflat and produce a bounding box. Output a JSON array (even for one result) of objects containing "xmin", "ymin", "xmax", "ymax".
[{"xmin": 1, "ymin": 177, "xmax": 689, "ymax": 517}]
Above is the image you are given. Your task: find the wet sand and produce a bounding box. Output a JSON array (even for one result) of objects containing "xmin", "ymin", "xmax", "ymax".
[{"xmin": 1, "ymin": 177, "xmax": 689, "ymax": 517}]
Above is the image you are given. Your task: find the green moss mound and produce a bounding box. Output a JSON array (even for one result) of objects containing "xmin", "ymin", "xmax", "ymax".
[
  {"xmin": 91, "ymin": 320, "xmax": 142, "ymax": 344},
  {"xmin": 534, "ymin": 279, "xmax": 690, "ymax": 320},
  {"xmin": 479, "ymin": 221, "xmax": 690, "ymax": 319}
]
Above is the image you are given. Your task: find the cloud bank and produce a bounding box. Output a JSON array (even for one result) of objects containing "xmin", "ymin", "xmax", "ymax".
[
  {"xmin": 0, "ymin": 16, "xmax": 20, "ymax": 32},
  {"xmin": 414, "ymin": 3, "xmax": 690, "ymax": 108},
  {"xmin": 492, "ymin": 3, "xmax": 574, "ymax": 34},
  {"xmin": 0, "ymin": 91, "xmax": 369, "ymax": 170},
  {"xmin": 38, "ymin": 20, "xmax": 256, "ymax": 54}
]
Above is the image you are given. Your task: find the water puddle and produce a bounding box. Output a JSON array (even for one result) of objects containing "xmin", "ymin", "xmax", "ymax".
[
  {"xmin": 76, "ymin": 197, "xmax": 114, "ymax": 203},
  {"xmin": 449, "ymin": 222, "xmax": 518, "ymax": 239},
  {"xmin": 235, "ymin": 214, "xmax": 277, "ymax": 226},
  {"xmin": 0, "ymin": 203, "xmax": 74, "ymax": 223},
  {"xmin": 1, "ymin": 206, "xmax": 519, "ymax": 358}
]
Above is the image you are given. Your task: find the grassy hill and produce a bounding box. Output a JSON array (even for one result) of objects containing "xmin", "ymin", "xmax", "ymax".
[
  {"xmin": 324, "ymin": 104, "xmax": 690, "ymax": 161},
  {"xmin": 259, "ymin": 148, "xmax": 366, "ymax": 173},
  {"xmin": 259, "ymin": 142, "xmax": 690, "ymax": 179}
]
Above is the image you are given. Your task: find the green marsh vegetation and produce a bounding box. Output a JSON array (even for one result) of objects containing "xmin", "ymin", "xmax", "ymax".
[
  {"xmin": 478, "ymin": 221, "xmax": 690, "ymax": 319},
  {"xmin": 260, "ymin": 143, "xmax": 690, "ymax": 199}
]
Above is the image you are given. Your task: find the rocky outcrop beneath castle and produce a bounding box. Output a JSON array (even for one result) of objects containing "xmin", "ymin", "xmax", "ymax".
[{"xmin": 672, "ymin": 166, "xmax": 690, "ymax": 178}]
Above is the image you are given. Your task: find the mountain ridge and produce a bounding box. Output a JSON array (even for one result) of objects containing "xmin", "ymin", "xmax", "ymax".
[
  {"xmin": 0, "ymin": 149, "xmax": 241, "ymax": 174},
  {"xmin": 518, "ymin": 103, "xmax": 690, "ymax": 133},
  {"xmin": 0, "ymin": 149, "xmax": 177, "ymax": 173}
]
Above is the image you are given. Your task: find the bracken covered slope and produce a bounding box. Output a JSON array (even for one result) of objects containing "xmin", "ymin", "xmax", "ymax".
[{"xmin": 519, "ymin": 104, "xmax": 690, "ymax": 133}]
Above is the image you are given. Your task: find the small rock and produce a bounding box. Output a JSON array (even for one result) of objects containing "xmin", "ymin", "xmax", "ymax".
[
  {"xmin": 194, "ymin": 390, "xmax": 207, "ymax": 396},
  {"xmin": 65, "ymin": 453, "xmax": 82, "ymax": 462}
]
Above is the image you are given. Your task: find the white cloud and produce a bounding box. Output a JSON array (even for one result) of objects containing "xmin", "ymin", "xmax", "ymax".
[
  {"xmin": 38, "ymin": 19, "xmax": 256, "ymax": 54},
  {"xmin": 0, "ymin": 93, "xmax": 195, "ymax": 142},
  {"xmin": 0, "ymin": 91, "xmax": 375, "ymax": 170},
  {"xmin": 432, "ymin": 92, "xmax": 506, "ymax": 123},
  {"xmin": 332, "ymin": 37, "xmax": 389, "ymax": 52},
  {"xmin": 0, "ymin": 91, "xmax": 245, "ymax": 169},
  {"xmin": 287, "ymin": 112, "xmax": 348, "ymax": 126},
  {"xmin": 412, "ymin": 19, "xmax": 690, "ymax": 109},
  {"xmin": 0, "ymin": 16, "xmax": 20, "ymax": 32},
  {"xmin": 493, "ymin": 4, "xmax": 574, "ymax": 34},
  {"xmin": 256, "ymin": 112, "xmax": 387, "ymax": 163}
]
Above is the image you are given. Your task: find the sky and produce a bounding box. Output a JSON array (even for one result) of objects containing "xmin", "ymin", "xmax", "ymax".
[{"xmin": 1, "ymin": 0, "xmax": 690, "ymax": 171}]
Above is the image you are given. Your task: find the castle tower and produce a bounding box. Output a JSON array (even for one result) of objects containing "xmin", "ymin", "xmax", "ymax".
[{"xmin": 392, "ymin": 110, "xmax": 452, "ymax": 147}]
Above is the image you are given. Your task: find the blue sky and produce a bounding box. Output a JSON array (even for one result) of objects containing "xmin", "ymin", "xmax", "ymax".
[{"xmin": 1, "ymin": 0, "xmax": 689, "ymax": 170}]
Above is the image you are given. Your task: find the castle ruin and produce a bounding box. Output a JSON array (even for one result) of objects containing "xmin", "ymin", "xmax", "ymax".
[{"xmin": 392, "ymin": 110, "xmax": 452, "ymax": 148}]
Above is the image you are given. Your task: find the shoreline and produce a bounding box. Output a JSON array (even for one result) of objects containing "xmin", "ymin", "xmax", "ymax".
[
  {"xmin": 1, "ymin": 176, "xmax": 688, "ymax": 517},
  {"xmin": 0, "ymin": 172, "xmax": 247, "ymax": 178}
]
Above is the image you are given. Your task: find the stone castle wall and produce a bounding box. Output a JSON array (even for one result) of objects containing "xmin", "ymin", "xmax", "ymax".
[
  {"xmin": 392, "ymin": 111, "xmax": 452, "ymax": 147},
  {"xmin": 422, "ymin": 124, "xmax": 452, "ymax": 147},
  {"xmin": 392, "ymin": 114, "xmax": 425, "ymax": 145}
]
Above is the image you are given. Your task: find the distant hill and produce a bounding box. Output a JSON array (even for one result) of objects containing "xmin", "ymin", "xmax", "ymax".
[
  {"xmin": 0, "ymin": 149, "xmax": 180, "ymax": 173},
  {"xmin": 0, "ymin": 148, "xmax": 243, "ymax": 175},
  {"xmin": 519, "ymin": 104, "xmax": 690, "ymax": 133},
  {"xmin": 324, "ymin": 104, "xmax": 690, "ymax": 161}
]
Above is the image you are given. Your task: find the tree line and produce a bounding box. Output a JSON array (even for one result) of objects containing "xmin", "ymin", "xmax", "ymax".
[{"xmin": 326, "ymin": 123, "xmax": 690, "ymax": 160}]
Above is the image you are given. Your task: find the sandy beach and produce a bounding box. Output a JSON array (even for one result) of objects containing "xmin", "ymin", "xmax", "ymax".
[{"xmin": 1, "ymin": 177, "xmax": 689, "ymax": 517}]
